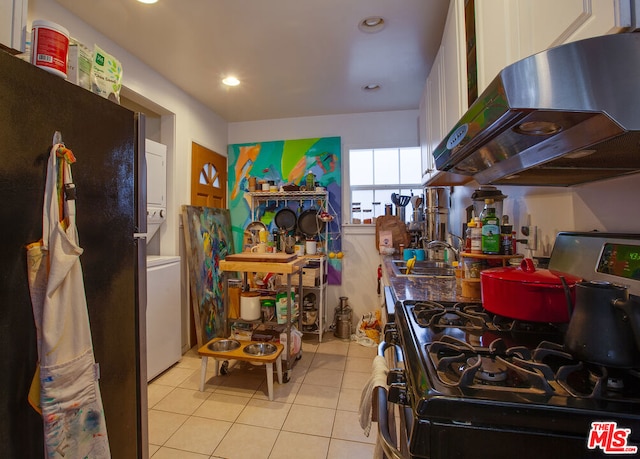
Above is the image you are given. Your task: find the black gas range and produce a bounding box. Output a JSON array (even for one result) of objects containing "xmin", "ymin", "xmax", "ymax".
[{"xmin": 379, "ymin": 233, "xmax": 640, "ymax": 459}]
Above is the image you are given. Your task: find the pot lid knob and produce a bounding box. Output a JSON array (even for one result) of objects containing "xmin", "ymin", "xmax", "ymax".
[{"xmin": 521, "ymin": 258, "xmax": 537, "ymax": 273}]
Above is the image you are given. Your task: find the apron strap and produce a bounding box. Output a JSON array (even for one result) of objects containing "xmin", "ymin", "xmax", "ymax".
[{"xmin": 41, "ymin": 144, "xmax": 77, "ymax": 250}]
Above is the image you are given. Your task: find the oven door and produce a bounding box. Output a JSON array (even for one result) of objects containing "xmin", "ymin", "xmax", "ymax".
[{"xmin": 375, "ymin": 339, "xmax": 412, "ymax": 459}]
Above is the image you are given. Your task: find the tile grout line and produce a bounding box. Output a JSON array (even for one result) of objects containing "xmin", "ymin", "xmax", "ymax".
[{"xmin": 149, "ymin": 339, "xmax": 377, "ymax": 457}]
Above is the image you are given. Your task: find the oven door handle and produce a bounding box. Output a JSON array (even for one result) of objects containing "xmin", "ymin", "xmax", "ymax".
[
  {"xmin": 375, "ymin": 340, "xmax": 406, "ymax": 459},
  {"xmin": 378, "ymin": 340, "xmax": 403, "ymax": 362},
  {"xmin": 375, "ymin": 386, "xmax": 405, "ymax": 459}
]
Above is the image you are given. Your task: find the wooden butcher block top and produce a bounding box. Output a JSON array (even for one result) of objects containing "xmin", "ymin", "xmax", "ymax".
[
  {"xmin": 225, "ymin": 253, "xmax": 297, "ymax": 263},
  {"xmin": 375, "ymin": 215, "xmax": 410, "ymax": 250},
  {"xmin": 221, "ymin": 252, "xmax": 306, "ymax": 274}
]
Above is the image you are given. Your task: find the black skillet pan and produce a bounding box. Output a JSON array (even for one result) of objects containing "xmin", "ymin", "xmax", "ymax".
[
  {"xmin": 274, "ymin": 208, "xmax": 296, "ymax": 231},
  {"xmin": 298, "ymin": 208, "xmax": 326, "ymax": 238}
]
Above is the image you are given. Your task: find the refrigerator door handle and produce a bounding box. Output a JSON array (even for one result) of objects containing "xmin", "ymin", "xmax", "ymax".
[
  {"xmin": 136, "ymin": 113, "xmax": 147, "ymax": 235},
  {"xmin": 134, "ymin": 112, "xmax": 150, "ymax": 459}
]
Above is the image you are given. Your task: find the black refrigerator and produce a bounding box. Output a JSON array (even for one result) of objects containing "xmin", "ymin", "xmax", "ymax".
[{"xmin": 0, "ymin": 50, "xmax": 148, "ymax": 458}]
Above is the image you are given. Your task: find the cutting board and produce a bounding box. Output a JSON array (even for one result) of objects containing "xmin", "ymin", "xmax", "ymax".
[
  {"xmin": 375, "ymin": 215, "xmax": 410, "ymax": 250},
  {"xmin": 224, "ymin": 253, "xmax": 298, "ymax": 263}
]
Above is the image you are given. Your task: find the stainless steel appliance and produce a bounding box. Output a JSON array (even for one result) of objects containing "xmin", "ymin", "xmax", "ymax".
[
  {"xmin": 433, "ymin": 33, "xmax": 640, "ymax": 187},
  {"xmin": 424, "ymin": 187, "xmax": 449, "ymax": 260},
  {"xmin": 377, "ymin": 232, "xmax": 640, "ymax": 458},
  {"xmin": 0, "ymin": 51, "xmax": 148, "ymax": 458},
  {"xmin": 470, "ymin": 185, "xmax": 506, "ymax": 220}
]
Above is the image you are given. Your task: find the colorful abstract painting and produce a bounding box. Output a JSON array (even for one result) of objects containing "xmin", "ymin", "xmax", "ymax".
[
  {"xmin": 228, "ymin": 137, "xmax": 342, "ymax": 284},
  {"xmin": 182, "ymin": 205, "xmax": 234, "ymax": 347}
]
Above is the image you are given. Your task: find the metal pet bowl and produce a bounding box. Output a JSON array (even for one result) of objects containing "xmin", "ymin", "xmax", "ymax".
[
  {"xmin": 207, "ymin": 339, "xmax": 241, "ymax": 352},
  {"xmin": 243, "ymin": 342, "xmax": 277, "ymax": 356}
]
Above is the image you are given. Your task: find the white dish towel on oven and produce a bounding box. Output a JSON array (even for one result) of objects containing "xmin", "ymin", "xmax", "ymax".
[{"xmin": 359, "ymin": 355, "xmax": 389, "ymax": 436}]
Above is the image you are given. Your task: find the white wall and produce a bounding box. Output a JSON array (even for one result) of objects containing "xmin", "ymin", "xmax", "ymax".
[
  {"xmin": 29, "ymin": 0, "xmax": 228, "ymax": 257},
  {"xmin": 229, "ymin": 110, "xmax": 420, "ymax": 325},
  {"xmin": 449, "ymin": 173, "xmax": 640, "ymax": 258}
]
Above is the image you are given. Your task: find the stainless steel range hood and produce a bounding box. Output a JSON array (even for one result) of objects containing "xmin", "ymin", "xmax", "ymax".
[{"xmin": 433, "ymin": 33, "xmax": 640, "ymax": 187}]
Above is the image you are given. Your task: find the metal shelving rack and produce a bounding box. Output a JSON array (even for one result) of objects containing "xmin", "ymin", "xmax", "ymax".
[
  {"xmin": 219, "ymin": 257, "xmax": 305, "ymax": 381},
  {"xmin": 248, "ymin": 191, "xmax": 329, "ymax": 341}
]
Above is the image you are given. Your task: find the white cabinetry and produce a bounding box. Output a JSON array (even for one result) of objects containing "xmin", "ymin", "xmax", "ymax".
[
  {"xmin": 0, "ymin": 0, "xmax": 27, "ymax": 53},
  {"xmin": 521, "ymin": 0, "xmax": 629, "ymax": 54},
  {"xmin": 421, "ymin": 0, "xmax": 633, "ymax": 186},
  {"xmin": 441, "ymin": 0, "xmax": 468, "ymax": 136},
  {"xmin": 418, "ymin": 88, "xmax": 431, "ymax": 178},
  {"xmin": 421, "ymin": 0, "xmax": 472, "ymax": 187},
  {"xmin": 475, "ymin": 0, "xmax": 631, "ymax": 93}
]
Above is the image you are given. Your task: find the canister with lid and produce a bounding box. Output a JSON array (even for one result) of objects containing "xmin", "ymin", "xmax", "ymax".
[
  {"xmin": 31, "ymin": 20, "xmax": 70, "ymax": 78},
  {"xmin": 240, "ymin": 291, "xmax": 261, "ymax": 321}
]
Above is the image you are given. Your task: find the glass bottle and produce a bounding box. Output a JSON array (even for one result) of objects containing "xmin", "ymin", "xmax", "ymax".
[
  {"xmin": 352, "ymin": 202, "xmax": 361, "ymax": 224},
  {"xmin": 305, "ymin": 170, "xmax": 315, "ymax": 191},
  {"xmin": 465, "ymin": 219, "xmax": 473, "ymax": 252},
  {"xmin": 363, "ymin": 209, "xmax": 372, "ymax": 224},
  {"xmin": 372, "ymin": 202, "xmax": 381, "ymax": 220},
  {"xmin": 471, "ymin": 217, "xmax": 482, "ymax": 254},
  {"xmin": 500, "ymin": 215, "xmax": 513, "ymax": 255},
  {"xmin": 481, "ymin": 199, "xmax": 500, "ymax": 254}
]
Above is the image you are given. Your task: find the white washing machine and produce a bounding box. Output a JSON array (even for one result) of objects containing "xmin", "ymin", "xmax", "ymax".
[{"xmin": 146, "ymin": 255, "xmax": 181, "ymax": 381}]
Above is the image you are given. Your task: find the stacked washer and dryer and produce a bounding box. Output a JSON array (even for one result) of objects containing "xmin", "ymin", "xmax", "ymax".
[{"xmin": 145, "ymin": 139, "xmax": 182, "ymax": 381}]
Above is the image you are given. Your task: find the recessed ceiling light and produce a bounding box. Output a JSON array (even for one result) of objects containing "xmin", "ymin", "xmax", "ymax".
[
  {"xmin": 362, "ymin": 84, "xmax": 381, "ymax": 92},
  {"xmin": 222, "ymin": 76, "xmax": 240, "ymax": 87},
  {"xmin": 358, "ymin": 16, "xmax": 385, "ymax": 33},
  {"xmin": 137, "ymin": 0, "xmax": 158, "ymax": 4}
]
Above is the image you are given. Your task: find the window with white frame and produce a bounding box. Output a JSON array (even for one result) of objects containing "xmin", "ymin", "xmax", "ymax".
[{"xmin": 348, "ymin": 147, "xmax": 422, "ymax": 224}]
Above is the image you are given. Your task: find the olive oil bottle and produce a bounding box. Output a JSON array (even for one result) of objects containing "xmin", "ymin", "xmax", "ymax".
[{"xmin": 481, "ymin": 199, "xmax": 500, "ymax": 254}]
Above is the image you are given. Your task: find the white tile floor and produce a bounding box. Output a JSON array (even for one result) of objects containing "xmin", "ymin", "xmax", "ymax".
[{"xmin": 147, "ymin": 335, "xmax": 379, "ymax": 458}]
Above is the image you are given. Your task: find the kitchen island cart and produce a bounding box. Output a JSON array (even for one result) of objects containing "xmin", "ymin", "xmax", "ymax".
[{"xmin": 219, "ymin": 254, "xmax": 306, "ymax": 381}]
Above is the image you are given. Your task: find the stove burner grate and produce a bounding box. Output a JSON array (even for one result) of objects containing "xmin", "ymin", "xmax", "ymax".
[
  {"xmin": 427, "ymin": 336, "xmax": 640, "ymax": 401},
  {"xmin": 534, "ymin": 341, "xmax": 640, "ymax": 401},
  {"xmin": 412, "ymin": 301, "xmax": 488, "ymax": 330},
  {"xmin": 465, "ymin": 356, "xmax": 508, "ymax": 382},
  {"xmin": 428, "ymin": 336, "xmax": 561, "ymax": 395}
]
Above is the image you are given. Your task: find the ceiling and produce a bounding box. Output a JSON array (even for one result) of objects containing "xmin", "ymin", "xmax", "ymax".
[{"xmin": 56, "ymin": 0, "xmax": 450, "ymax": 122}]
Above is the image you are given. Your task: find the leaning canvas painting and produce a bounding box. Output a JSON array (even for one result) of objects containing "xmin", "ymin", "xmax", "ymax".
[{"xmin": 182, "ymin": 205, "xmax": 234, "ymax": 347}]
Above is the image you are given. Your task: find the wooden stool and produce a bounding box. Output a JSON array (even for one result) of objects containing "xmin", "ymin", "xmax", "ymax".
[{"xmin": 197, "ymin": 338, "xmax": 284, "ymax": 400}]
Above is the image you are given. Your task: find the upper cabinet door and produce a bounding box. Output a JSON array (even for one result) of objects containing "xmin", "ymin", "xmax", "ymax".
[
  {"xmin": 0, "ymin": 0, "xmax": 27, "ymax": 54},
  {"xmin": 475, "ymin": 0, "xmax": 631, "ymax": 94},
  {"xmin": 421, "ymin": 0, "xmax": 474, "ymax": 186},
  {"xmin": 441, "ymin": 0, "xmax": 468, "ymax": 136},
  {"xmin": 519, "ymin": 0, "xmax": 629, "ymax": 55},
  {"xmin": 475, "ymin": 0, "xmax": 522, "ymax": 93},
  {"xmin": 418, "ymin": 89, "xmax": 432, "ymax": 177}
]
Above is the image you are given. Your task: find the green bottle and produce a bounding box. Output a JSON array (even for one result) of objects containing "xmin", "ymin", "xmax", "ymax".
[
  {"xmin": 305, "ymin": 170, "xmax": 315, "ymax": 191},
  {"xmin": 481, "ymin": 199, "xmax": 500, "ymax": 254}
]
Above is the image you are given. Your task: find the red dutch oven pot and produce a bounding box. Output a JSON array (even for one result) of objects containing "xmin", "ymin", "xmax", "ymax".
[{"xmin": 480, "ymin": 258, "xmax": 582, "ymax": 323}]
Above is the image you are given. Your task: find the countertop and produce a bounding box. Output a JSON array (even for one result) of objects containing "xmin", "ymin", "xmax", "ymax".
[{"xmin": 381, "ymin": 255, "xmax": 472, "ymax": 318}]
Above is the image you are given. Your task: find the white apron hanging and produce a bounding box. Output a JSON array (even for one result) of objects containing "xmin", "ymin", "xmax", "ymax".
[{"xmin": 26, "ymin": 143, "xmax": 111, "ymax": 458}]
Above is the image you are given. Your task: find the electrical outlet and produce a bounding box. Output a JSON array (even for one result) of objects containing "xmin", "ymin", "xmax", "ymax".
[{"xmin": 521, "ymin": 225, "xmax": 538, "ymax": 250}]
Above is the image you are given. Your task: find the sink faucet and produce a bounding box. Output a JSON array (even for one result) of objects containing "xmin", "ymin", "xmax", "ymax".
[{"xmin": 425, "ymin": 240, "xmax": 459, "ymax": 262}]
